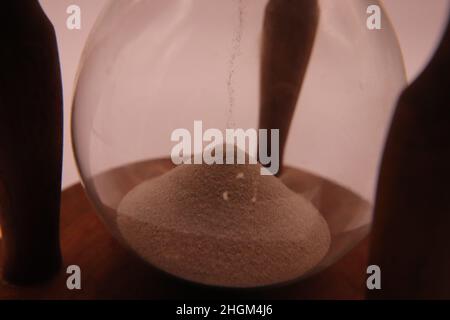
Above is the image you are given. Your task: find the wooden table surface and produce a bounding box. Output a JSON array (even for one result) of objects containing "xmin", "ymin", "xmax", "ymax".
[{"xmin": 0, "ymin": 183, "xmax": 369, "ymax": 300}]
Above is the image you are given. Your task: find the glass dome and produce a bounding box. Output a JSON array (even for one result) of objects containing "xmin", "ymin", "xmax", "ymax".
[{"xmin": 72, "ymin": 0, "xmax": 406, "ymax": 288}]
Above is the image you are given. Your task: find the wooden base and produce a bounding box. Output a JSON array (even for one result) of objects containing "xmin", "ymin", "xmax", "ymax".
[{"xmin": 0, "ymin": 182, "xmax": 369, "ymax": 299}]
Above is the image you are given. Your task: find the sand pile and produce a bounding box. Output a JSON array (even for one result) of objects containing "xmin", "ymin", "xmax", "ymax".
[{"xmin": 117, "ymin": 154, "xmax": 330, "ymax": 287}]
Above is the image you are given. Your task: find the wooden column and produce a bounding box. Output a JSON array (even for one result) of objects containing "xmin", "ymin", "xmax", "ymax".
[
  {"xmin": 368, "ymin": 16, "xmax": 450, "ymax": 299},
  {"xmin": 0, "ymin": 1, "xmax": 63, "ymax": 284},
  {"xmin": 259, "ymin": 0, "xmax": 319, "ymax": 175}
]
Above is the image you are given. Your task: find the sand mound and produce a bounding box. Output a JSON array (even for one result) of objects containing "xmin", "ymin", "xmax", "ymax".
[{"xmin": 117, "ymin": 159, "xmax": 330, "ymax": 287}]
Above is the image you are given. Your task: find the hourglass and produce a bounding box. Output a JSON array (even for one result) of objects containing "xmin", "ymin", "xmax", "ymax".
[{"xmin": 72, "ymin": 0, "xmax": 406, "ymax": 288}]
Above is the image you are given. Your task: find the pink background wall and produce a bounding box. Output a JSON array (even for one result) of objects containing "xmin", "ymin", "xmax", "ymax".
[{"xmin": 38, "ymin": 0, "xmax": 449, "ymax": 188}]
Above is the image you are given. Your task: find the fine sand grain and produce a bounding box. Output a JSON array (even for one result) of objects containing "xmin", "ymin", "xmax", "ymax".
[{"xmin": 117, "ymin": 159, "xmax": 330, "ymax": 287}]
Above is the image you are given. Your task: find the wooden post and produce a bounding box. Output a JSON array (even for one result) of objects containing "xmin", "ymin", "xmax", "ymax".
[
  {"xmin": 259, "ymin": 0, "xmax": 319, "ymax": 175},
  {"xmin": 0, "ymin": 1, "xmax": 63, "ymax": 284},
  {"xmin": 368, "ymin": 15, "xmax": 450, "ymax": 299}
]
